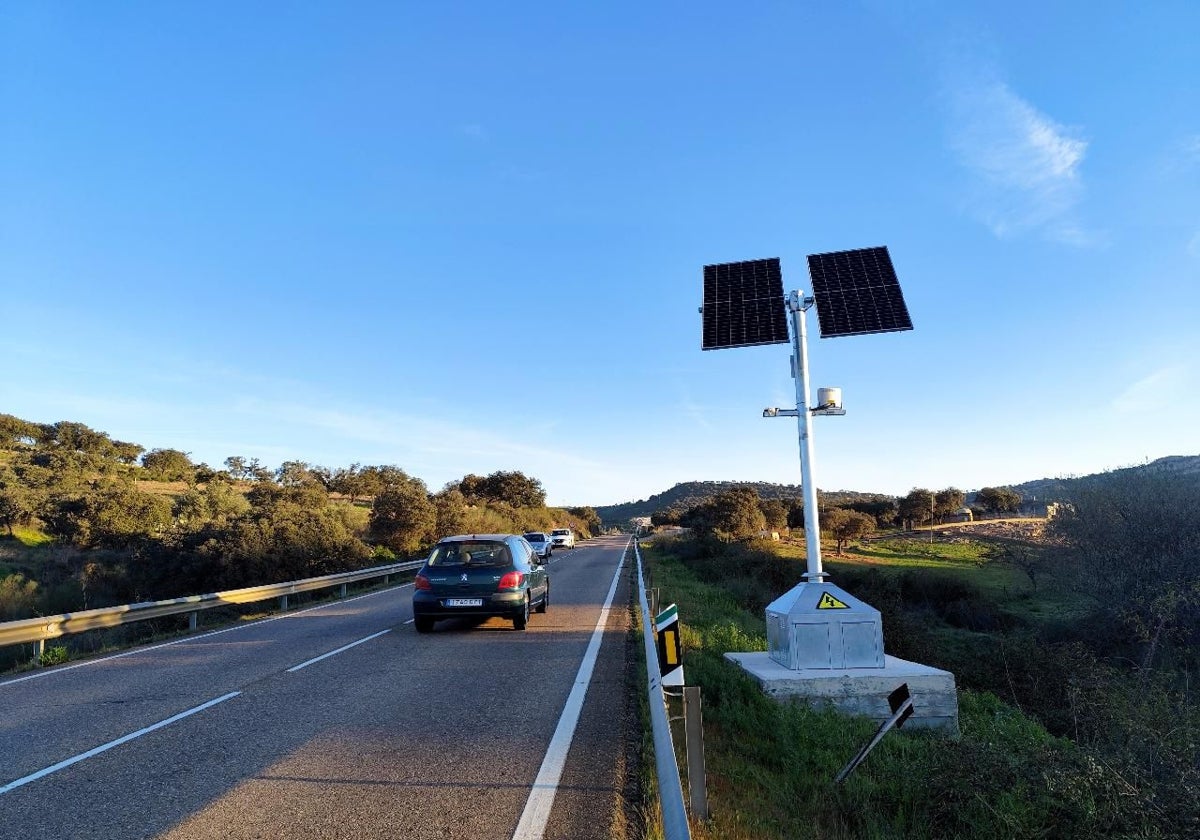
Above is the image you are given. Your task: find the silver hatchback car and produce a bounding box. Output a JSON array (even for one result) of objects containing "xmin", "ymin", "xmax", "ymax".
[{"xmin": 523, "ymin": 531, "xmax": 553, "ymax": 560}]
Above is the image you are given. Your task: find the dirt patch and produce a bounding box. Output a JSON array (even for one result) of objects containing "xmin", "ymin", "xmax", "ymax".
[{"xmin": 943, "ymin": 519, "xmax": 1047, "ymax": 544}]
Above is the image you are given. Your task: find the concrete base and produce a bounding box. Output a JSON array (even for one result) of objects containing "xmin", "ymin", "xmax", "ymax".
[{"xmin": 725, "ymin": 651, "xmax": 959, "ymax": 736}]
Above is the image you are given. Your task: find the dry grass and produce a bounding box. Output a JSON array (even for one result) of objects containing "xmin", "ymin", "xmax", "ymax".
[{"xmin": 135, "ymin": 479, "xmax": 191, "ymax": 497}]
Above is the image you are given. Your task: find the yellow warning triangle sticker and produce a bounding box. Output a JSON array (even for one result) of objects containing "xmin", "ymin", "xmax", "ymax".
[{"xmin": 817, "ymin": 592, "xmax": 850, "ymax": 610}]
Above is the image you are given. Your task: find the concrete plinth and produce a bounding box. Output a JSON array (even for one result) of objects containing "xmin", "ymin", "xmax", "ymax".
[{"xmin": 725, "ymin": 651, "xmax": 959, "ymax": 736}]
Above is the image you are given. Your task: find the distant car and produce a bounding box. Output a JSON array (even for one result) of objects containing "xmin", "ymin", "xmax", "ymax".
[
  {"xmin": 550, "ymin": 528, "xmax": 575, "ymax": 549},
  {"xmin": 412, "ymin": 534, "xmax": 549, "ymax": 632},
  {"xmin": 523, "ymin": 532, "xmax": 553, "ymax": 560}
]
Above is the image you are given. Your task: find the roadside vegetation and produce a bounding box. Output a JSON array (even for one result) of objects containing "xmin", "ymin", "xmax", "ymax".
[
  {"xmin": 0, "ymin": 412, "xmax": 600, "ymax": 670},
  {"xmin": 638, "ymin": 473, "xmax": 1200, "ymax": 838}
]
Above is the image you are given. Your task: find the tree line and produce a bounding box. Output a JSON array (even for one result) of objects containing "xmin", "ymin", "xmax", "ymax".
[
  {"xmin": 648, "ymin": 483, "xmax": 1024, "ymax": 548},
  {"xmin": 0, "ymin": 413, "xmax": 599, "ymax": 622}
]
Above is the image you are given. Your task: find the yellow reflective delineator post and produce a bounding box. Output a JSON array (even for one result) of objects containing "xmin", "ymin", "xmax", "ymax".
[{"xmin": 655, "ymin": 603, "xmax": 684, "ymax": 687}]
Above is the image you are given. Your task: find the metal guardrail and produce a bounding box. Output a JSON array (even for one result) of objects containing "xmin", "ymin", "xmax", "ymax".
[
  {"xmin": 634, "ymin": 538, "xmax": 692, "ymax": 840},
  {"xmin": 0, "ymin": 559, "xmax": 424, "ymax": 653}
]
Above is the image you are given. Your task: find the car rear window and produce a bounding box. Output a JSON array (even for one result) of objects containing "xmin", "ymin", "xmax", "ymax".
[
  {"xmin": 428, "ymin": 541, "xmax": 512, "ymax": 568},
  {"xmin": 524, "ymin": 533, "xmax": 547, "ymax": 541},
  {"xmin": 551, "ymin": 529, "xmax": 570, "ymax": 536}
]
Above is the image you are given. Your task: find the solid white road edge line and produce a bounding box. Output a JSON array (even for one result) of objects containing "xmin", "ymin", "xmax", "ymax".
[
  {"xmin": 0, "ymin": 583, "xmax": 415, "ymax": 689},
  {"xmin": 511, "ymin": 536, "xmax": 630, "ymax": 840},
  {"xmin": 0, "ymin": 690, "xmax": 242, "ymax": 795},
  {"xmin": 286, "ymin": 629, "xmax": 392, "ymax": 672}
]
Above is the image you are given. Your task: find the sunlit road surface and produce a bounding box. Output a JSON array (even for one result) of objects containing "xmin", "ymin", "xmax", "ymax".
[{"xmin": 0, "ymin": 536, "xmax": 636, "ymax": 839}]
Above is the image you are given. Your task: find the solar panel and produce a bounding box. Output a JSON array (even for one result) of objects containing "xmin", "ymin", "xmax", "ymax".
[
  {"xmin": 806, "ymin": 246, "xmax": 913, "ymax": 338},
  {"xmin": 701, "ymin": 258, "xmax": 789, "ymax": 350}
]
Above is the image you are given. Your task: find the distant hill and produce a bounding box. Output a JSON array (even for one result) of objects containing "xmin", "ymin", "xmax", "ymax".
[
  {"xmin": 593, "ymin": 481, "xmax": 891, "ymax": 525},
  {"xmin": 595, "ymin": 455, "xmax": 1200, "ymax": 524},
  {"xmin": 1009, "ymin": 454, "xmax": 1200, "ymax": 502}
]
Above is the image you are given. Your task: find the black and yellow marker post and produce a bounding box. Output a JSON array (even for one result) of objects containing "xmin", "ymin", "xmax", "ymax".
[{"xmin": 655, "ymin": 603, "xmax": 684, "ymax": 687}]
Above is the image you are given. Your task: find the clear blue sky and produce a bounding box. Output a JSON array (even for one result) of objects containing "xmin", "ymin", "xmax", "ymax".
[{"xmin": 3, "ymin": 3, "xmax": 1198, "ymax": 507}]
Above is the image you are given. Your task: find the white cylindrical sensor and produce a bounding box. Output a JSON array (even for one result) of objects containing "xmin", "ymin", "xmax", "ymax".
[{"xmin": 817, "ymin": 387, "xmax": 842, "ymax": 409}]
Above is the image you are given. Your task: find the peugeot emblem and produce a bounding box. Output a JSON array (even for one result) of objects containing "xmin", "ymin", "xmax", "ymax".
[{"xmin": 461, "ymin": 573, "xmax": 468, "ymax": 582}]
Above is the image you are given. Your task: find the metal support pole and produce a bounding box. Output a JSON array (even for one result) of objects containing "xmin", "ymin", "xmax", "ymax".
[
  {"xmin": 788, "ymin": 291, "xmax": 826, "ymax": 582},
  {"xmin": 340, "ymin": 583, "xmax": 348, "ymax": 598},
  {"xmin": 35, "ymin": 638, "xmax": 45, "ymax": 665},
  {"xmin": 188, "ymin": 611, "xmax": 198, "ymax": 631},
  {"xmin": 278, "ymin": 595, "xmax": 288, "ymax": 612},
  {"xmin": 683, "ymin": 686, "xmax": 709, "ymax": 820}
]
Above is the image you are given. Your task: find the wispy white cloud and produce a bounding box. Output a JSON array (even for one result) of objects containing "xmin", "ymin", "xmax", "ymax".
[
  {"xmin": 678, "ymin": 393, "xmax": 714, "ymax": 432},
  {"xmin": 945, "ymin": 71, "xmax": 1090, "ymax": 243},
  {"xmin": 1182, "ymin": 135, "xmax": 1200, "ymax": 164},
  {"xmin": 221, "ymin": 396, "xmax": 614, "ymax": 500},
  {"xmin": 1112, "ymin": 365, "xmax": 1191, "ymax": 413}
]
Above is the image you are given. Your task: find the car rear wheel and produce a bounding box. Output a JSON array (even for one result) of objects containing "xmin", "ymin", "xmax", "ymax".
[
  {"xmin": 514, "ymin": 594, "xmax": 530, "ymax": 630},
  {"xmin": 414, "ymin": 616, "xmax": 435, "ymax": 633},
  {"xmin": 536, "ymin": 582, "xmax": 549, "ymax": 613}
]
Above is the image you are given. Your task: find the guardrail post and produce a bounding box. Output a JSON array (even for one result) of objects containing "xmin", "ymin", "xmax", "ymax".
[
  {"xmin": 340, "ymin": 583, "xmax": 348, "ymax": 598},
  {"xmin": 384, "ymin": 574, "xmax": 390, "ymax": 586},
  {"xmin": 188, "ymin": 611, "xmax": 198, "ymax": 631},
  {"xmin": 683, "ymin": 686, "xmax": 710, "ymax": 820},
  {"xmin": 35, "ymin": 638, "xmax": 45, "ymax": 666},
  {"xmin": 279, "ymin": 595, "xmax": 288, "ymax": 612}
]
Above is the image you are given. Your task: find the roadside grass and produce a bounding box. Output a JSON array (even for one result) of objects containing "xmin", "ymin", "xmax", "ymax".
[
  {"xmin": 134, "ymin": 479, "xmax": 191, "ymax": 497},
  {"xmin": 9, "ymin": 525, "xmax": 54, "ymax": 548},
  {"xmin": 0, "ymin": 524, "xmax": 66, "ymax": 582},
  {"xmin": 332, "ymin": 500, "xmax": 371, "ymax": 534},
  {"xmin": 790, "ymin": 534, "xmax": 1095, "ymax": 629},
  {"xmin": 638, "ymin": 538, "xmax": 1153, "ymax": 839}
]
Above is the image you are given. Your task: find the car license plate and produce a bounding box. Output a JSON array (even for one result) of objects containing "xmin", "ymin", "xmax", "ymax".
[{"xmin": 445, "ymin": 598, "xmax": 483, "ymax": 607}]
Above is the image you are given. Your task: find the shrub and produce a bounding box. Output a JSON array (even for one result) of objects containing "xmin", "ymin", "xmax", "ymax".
[{"xmin": 39, "ymin": 645, "xmax": 69, "ymax": 667}]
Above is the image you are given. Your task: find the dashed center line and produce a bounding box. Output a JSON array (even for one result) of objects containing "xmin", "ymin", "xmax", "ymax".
[
  {"xmin": 286, "ymin": 630, "xmax": 392, "ymax": 672},
  {"xmin": 0, "ymin": 691, "xmax": 242, "ymax": 795}
]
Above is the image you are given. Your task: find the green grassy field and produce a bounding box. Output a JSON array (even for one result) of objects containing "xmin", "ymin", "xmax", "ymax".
[{"xmin": 638, "ymin": 534, "xmax": 1152, "ymax": 839}]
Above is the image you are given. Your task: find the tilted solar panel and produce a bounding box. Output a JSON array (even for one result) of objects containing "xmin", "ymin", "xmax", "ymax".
[
  {"xmin": 701, "ymin": 258, "xmax": 789, "ymax": 350},
  {"xmin": 806, "ymin": 246, "xmax": 913, "ymax": 338}
]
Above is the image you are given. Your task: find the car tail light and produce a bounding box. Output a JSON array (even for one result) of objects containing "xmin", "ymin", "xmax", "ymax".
[
  {"xmin": 414, "ymin": 574, "xmax": 432, "ymax": 591},
  {"xmin": 497, "ymin": 571, "xmax": 524, "ymax": 590}
]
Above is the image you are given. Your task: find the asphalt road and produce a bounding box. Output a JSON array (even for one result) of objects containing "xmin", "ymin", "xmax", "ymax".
[{"xmin": 0, "ymin": 535, "xmax": 638, "ymax": 840}]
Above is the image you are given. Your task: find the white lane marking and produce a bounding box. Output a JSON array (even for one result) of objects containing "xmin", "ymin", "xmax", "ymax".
[
  {"xmin": 286, "ymin": 630, "xmax": 392, "ymax": 672},
  {"xmin": 403, "ymin": 619, "xmax": 415, "ymax": 625},
  {"xmin": 0, "ymin": 584, "xmax": 415, "ymax": 689},
  {"xmin": 511, "ymin": 537, "xmax": 631, "ymax": 840},
  {"xmin": 0, "ymin": 691, "xmax": 242, "ymax": 795}
]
